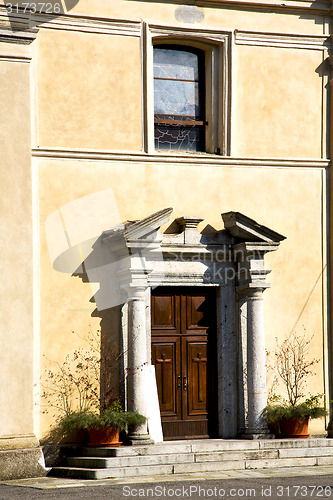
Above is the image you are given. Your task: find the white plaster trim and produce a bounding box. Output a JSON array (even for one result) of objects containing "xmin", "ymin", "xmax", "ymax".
[
  {"xmin": 149, "ymin": 24, "xmax": 232, "ymax": 41},
  {"xmin": 30, "ymin": 38, "xmax": 39, "ymax": 148},
  {"xmin": 32, "ymin": 13, "xmax": 141, "ymax": 37},
  {"xmin": 153, "ymin": 0, "xmax": 331, "ymax": 15},
  {"xmin": 0, "ymin": 28, "xmax": 37, "ymax": 44},
  {"xmin": 32, "ymin": 158, "xmax": 41, "ymax": 439},
  {"xmin": 146, "ymin": 24, "xmax": 232, "ymax": 156},
  {"xmin": 31, "ymin": 148, "xmax": 330, "ymax": 169},
  {"xmin": 321, "ymin": 168, "xmax": 330, "ymax": 423},
  {"xmin": 235, "ymin": 30, "xmax": 331, "ymax": 51},
  {"xmin": 0, "ymin": 7, "xmax": 141, "ymax": 37},
  {"xmin": 0, "ymin": 54, "xmax": 31, "ymax": 62}
]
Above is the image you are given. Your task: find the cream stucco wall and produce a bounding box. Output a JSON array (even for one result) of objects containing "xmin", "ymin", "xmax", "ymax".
[
  {"xmin": 0, "ymin": 59, "xmax": 35, "ymax": 437},
  {"xmin": 38, "ymin": 159, "xmax": 326, "ymax": 434},
  {"xmin": 36, "ymin": 29, "xmax": 142, "ymax": 151},
  {"xmin": 0, "ymin": 0, "xmax": 330, "ymax": 478},
  {"xmin": 233, "ymin": 46, "xmax": 323, "ymax": 158},
  {"xmin": 34, "ymin": 3, "xmax": 328, "ymax": 158},
  {"xmin": 62, "ymin": 0, "xmax": 328, "ymax": 36}
]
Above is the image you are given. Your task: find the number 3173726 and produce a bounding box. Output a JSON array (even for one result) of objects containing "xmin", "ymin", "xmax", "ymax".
[{"xmin": 6, "ymin": 3, "xmax": 63, "ymax": 13}]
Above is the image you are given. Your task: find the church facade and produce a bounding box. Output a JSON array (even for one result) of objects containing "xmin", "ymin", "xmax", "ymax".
[{"xmin": 0, "ymin": 0, "xmax": 332, "ymax": 479}]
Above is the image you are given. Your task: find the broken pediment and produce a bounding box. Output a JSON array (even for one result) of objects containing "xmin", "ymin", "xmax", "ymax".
[
  {"xmin": 102, "ymin": 207, "xmax": 173, "ymax": 247},
  {"xmin": 101, "ymin": 208, "xmax": 286, "ymax": 251},
  {"xmin": 222, "ymin": 211, "xmax": 286, "ymax": 243}
]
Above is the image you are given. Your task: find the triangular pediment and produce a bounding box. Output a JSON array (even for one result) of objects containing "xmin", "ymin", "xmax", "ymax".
[
  {"xmin": 125, "ymin": 207, "xmax": 173, "ymax": 240},
  {"xmin": 222, "ymin": 211, "xmax": 286, "ymax": 243}
]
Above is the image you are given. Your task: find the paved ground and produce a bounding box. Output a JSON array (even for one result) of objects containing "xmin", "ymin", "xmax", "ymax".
[
  {"xmin": 0, "ymin": 471, "xmax": 333, "ymax": 499},
  {"xmin": 0, "ymin": 465, "xmax": 333, "ymax": 499}
]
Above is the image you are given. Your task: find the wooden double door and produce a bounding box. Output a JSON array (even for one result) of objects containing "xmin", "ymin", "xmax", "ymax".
[{"xmin": 151, "ymin": 287, "xmax": 217, "ymax": 440}]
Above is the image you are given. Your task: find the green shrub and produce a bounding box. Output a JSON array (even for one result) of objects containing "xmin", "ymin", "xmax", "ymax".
[
  {"xmin": 59, "ymin": 407, "xmax": 146, "ymax": 435},
  {"xmin": 266, "ymin": 394, "xmax": 327, "ymax": 424}
]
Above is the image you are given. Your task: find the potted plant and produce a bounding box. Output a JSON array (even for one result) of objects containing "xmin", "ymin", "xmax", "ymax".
[
  {"xmin": 41, "ymin": 329, "xmax": 146, "ymax": 447},
  {"xmin": 58, "ymin": 400, "xmax": 146, "ymax": 447},
  {"xmin": 266, "ymin": 331, "xmax": 327, "ymax": 438},
  {"xmin": 266, "ymin": 394, "xmax": 327, "ymax": 438}
]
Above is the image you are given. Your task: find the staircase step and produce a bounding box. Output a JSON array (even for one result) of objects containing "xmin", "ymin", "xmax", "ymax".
[
  {"xmin": 83, "ymin": 443, "xmax": 193, "ymax": 457},
  {"xmin": 194, "ymin": 449, "xmax": 279, "ymax": 462},
  {"xmin": 174, "ymin": 460, "xmax": 246, "ymax": 474},
  {"xmin": 67, "ymin": 453, "xmax": 194, "ymax": 468},
  {"xmin": 279, "ymin": 447, "xmax": 333, "ymax": 458},
  {"xmin": 191, "ymin": 440, "xmax": 260, "ymax": 452},
  {"xmin": 245, "ymin": 457, "xmax": 318, "ymax": 469},
  {"xmin": 259, "ymin": 438, "xmax": 333, "ymax": 449},
  {"xmin": 49, "ymin": 438, "xmax": 333, "ymax": 480},
  {"xmin": 51, "ymin": 464, "xmax": 174, "ymax": 480}
]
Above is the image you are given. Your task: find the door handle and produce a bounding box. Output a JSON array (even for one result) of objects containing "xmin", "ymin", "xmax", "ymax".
[
  {"xmin": 177, "ymin": 376, "xmax": 181, "ymax": 388},
  {"xmin": 183, "ymin": 376, "xmax": 187, "ymax": 391}
]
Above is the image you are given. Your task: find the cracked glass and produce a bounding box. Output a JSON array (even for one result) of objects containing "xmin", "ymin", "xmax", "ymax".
[{"xmin": 153, "ymin": 45, "xmax": 205, "ymax": 151}]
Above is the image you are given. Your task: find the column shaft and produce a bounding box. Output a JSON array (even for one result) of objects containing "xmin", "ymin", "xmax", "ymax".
[
  {"xmin": 246, "ymin": 290, "xmax": 271, "ymax": 438},
  {"xmin": 127, "ymin": 296, "xmax": 150, "ymax": 440}
]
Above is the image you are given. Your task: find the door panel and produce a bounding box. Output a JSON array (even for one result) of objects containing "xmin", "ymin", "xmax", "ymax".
[
  {"xmin": 151, "ymin": 338, "xmax": 180, "ymax": 416},
  {"xmin": 186, "ymin": 294, "xmax": 207, "ymax": 331},
  {"xmin": 152, "ymin": 294, "xmax": 177, "ymax": 331},
  {"xmin": 187, "ymin": 339, "xmax": 208, "ymax": 415},
  {"xmin": 151, "ymin": 287, "xmax": 217, "ymax": 439}
]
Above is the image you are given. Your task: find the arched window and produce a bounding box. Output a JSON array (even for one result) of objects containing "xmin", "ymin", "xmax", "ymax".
[{"xmin": 153, "ymin": 45, "xmax": 206, "ymax": 152}]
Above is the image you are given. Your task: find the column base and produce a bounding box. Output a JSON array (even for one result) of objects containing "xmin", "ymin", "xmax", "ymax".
[
  {"xmin": 242, "ymin": 429, "xmax": 274, "ymax": 440},
  {"xmin": 128, "ymin": 434, "xmax": 155, "ymax": 446}
]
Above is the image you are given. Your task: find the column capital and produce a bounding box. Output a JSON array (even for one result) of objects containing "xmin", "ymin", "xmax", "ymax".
[
  {"xmin": 233, "ymin": 241, "xmax": 275, "ymax": 294},
  {"xmin": 117, "ymin": 267, "xmax": 152, "ymax": 299},
  {"xmin": 126, "ymin": 284, "xmax": 148, "ymax": 300},
  {"xmin": 237, "ymin": 282, "xmax": 270, "ymax": 296}
]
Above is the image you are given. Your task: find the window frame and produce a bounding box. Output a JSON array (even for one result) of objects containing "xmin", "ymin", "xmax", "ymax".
[{"xmin": 143, "ymin": 25, "xmax": 231, "ymax": 156}]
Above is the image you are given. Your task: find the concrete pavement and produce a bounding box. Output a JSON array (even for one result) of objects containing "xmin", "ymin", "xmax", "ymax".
[{"xmin": 1, "ymin": 465, "xmax": 333, "ymax": 490}]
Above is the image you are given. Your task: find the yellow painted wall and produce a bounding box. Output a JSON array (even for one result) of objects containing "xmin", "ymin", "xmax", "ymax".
[
  {"xmin": 31, "ymin": 0, "xmax": 329, "ymax": 437},
  {"xmin": 233, "ymin": 46, "xmax": 323, "ymax": 158},
  {"xmin": 0, "ymin": 60, "xmax": 34, "ymax": 437},
  {"xmin": 38, "ymin": 160, "xmax": 326, "ymax": 434},
  {"xmin": 64, "ymin": 0, "xmax": 326, "ymax": 36},
  {"xmin": 37, "ymin": 29, "xmax": 142, "ymax": 151},
  {"xmin": 34, "ymin": 4, "xmax": 326, "ymax": 158}
]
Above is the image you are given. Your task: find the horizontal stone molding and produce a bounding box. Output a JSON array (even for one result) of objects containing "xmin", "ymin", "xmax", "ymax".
[
  {"xmin": 149, "ymin": 23, "xmax": 231, "ymax": 42},
  {"xmin": 150, "ymin": 0, "xmax": 330, "ymax": 14},
  {"xmin": 235, "ymin": 30, "xmax": 331, "ymax": 51},
  {"xmin": 129, "ymin": 0, "xmax": 331, "ymax": 15},
  {"xmin": 0, "ymin": 53, "xmax": 31, "ymax": 62},
  {"xmin": 0, "ymin": 27, "xmax": 37, "ymax": 45},
  {"xmin": 0, "ymin": 434, "xmax": 39, "ymax": 451},
  {"xmin": 33, "ymin": 13, "xmax": 142, "ymax": 36},
  {"xmin": 0, "ymin": 7, "xmax": 141, "ymax": 37},
  {"xmin": 31, "ymin": 148, "xmax": 330, "ymax": 169}
]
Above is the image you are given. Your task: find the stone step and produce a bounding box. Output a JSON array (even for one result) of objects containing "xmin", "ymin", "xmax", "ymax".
[
  {"xmin": 70, "ymin": 446, "xmax": 333, "ymax": 469},
  {"xmin": 81, "ymin": 438, "xmax": 333, "ymax": 458},
  {"xmin": 51, "ymin": 453, "xmax": 333, "ymax": 480},
  {"xmin": 49, "ymin": 438, "xmax": 333, "ymax": 480},
  {"xmin": 67, "ymin": 452, "xmax": 195, "ymax": 468},
  {"xmin": 258, "ymin": 438, "xmax": 333, "ymax": 450},
  {"xmin": 50, "ymin": 464, "xmax": 174, "ymax": 480},
  {"xmin": 83, "ymin": 443, "xmax": 193, "ymax": 457}
]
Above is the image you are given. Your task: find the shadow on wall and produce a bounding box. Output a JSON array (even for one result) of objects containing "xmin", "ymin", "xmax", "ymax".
[{"xmin": 6, "ymin": 0, "xmax": 80, "ymax": 32}]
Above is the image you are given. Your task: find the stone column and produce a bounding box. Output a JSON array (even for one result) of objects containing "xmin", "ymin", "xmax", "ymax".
[
  {"xmin": 127, "ymin": 288, "xmax": 152, "ymax": 442},
  {"xmin": 245, "ymin": 288, "xmax": 271, "ymax": 438},
  {"xmin": 237, "ymin": 293, "xmax": 248, "ymax": 436},
  {"xmin": 234, "ymin": 242, "xmax": 277, "ymax": 439}
]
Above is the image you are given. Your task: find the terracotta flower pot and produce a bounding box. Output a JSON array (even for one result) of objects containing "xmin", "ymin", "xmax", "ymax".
[
  {"xmin": 268, "ymin": 421, "xmax": 280, "ymax": 437},
  {"xmin": 280, "ymin": 417, "xmax": 309, "ymax": 438},
  {"xmin": 88, "ymin": 427, "xmax": 122, "ymax": 447}
]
